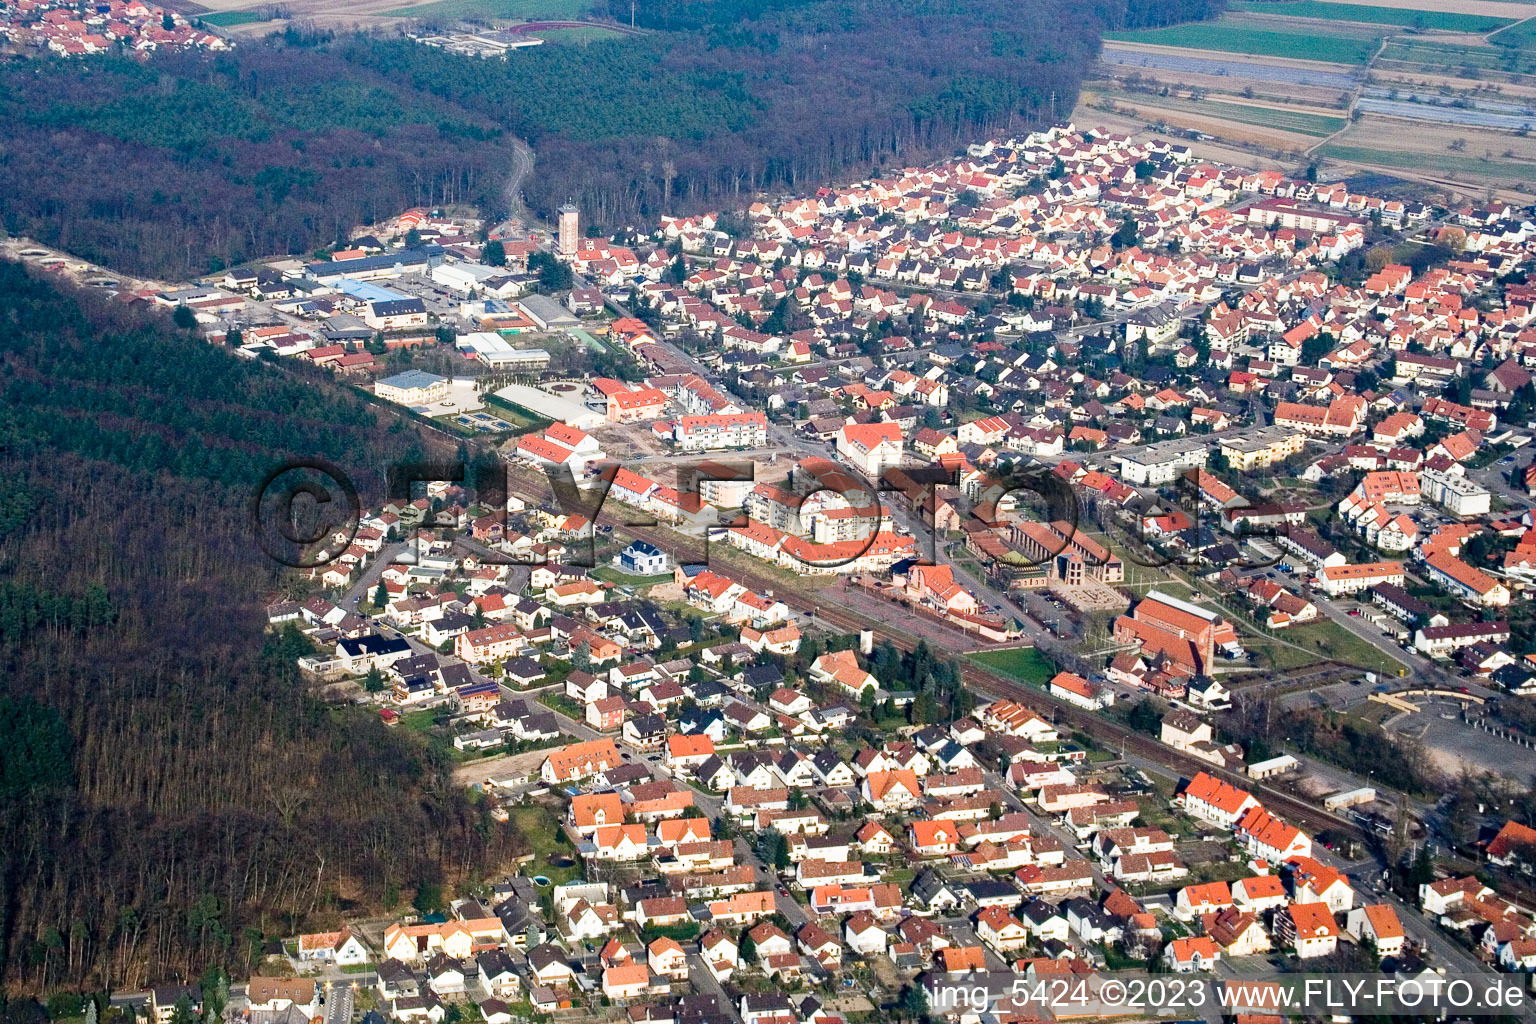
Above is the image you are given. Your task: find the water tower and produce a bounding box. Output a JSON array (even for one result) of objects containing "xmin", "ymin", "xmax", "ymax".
[{"xmin": 558, "ymin": 203, "xmax": 579, "ymax": 256}]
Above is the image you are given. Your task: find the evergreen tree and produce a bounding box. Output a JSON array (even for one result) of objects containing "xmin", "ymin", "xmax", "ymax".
[
  {"xmin": 1408, "ymin": 845, "xmax": 1436, "ymax": 887},
  {"xmin": 898, "ymin": 983, "xmax": 930, "ymax": 1021}
]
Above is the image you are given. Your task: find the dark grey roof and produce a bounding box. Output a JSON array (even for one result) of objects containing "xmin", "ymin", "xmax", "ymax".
[
  {"xmin": 371, "ymin": 297, "xmax": 428, "ymax": 317},
  {"xmin": 965, "ymin": 878, "xmax": 1021, "ymax": 902}
]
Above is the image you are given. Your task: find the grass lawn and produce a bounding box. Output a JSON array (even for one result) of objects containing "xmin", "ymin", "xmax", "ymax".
[
  {"xmin": 969, "ymin": 646, "xmax": 1056, "ymax": 687},
  {"xmin": 1104, "ymin": 21, "xmax": 1381, "ymax": 63},
  {"xmin": 509, "ymin": 804, "xmax": 583, "ymax": 884},
  {"xmin": 382, "ymin": 0, "xmax": 588, "ymax": 19},
  {"xmin": 1246, "ymin": 635, "xmax": 1320, "ymax": 671},
  {"xmin": 1285, "ymin": 619, "xmax": 1410, "ymax": 677},
  {"xmin": 538, "ymin": 692, "xmax": 585, "ymax": 720},
  {"xmin": 200, "ymin": 10, "xmax": 272, "ymax": 25},
  {"xmin": 1190, "ymin": 858, "xmax": 1258, "ymax": 884},
  {"xmin": 590, "ymin": 566, "xmax": 674, "ymax": 587},
  {"xmin": 399, "ymin": 708, "xmax": 445, "ymax": 734},
  {"xmin": 1232, "ymin": 0, "xmax": 1514, "ymax": 33}
]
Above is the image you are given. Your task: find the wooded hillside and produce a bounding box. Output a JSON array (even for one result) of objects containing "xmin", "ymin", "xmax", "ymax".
[
  {"xmin": 340, "ymin": 0, "xmax": 1103, "ymax": 230},
  {"xmin": 0, "ymin": 263, "xmax": 527, "ymax": 995},
  {"xmin": 0, "ymin": 46, "xmax": 512, "ymax": 279},
  {"xmin": 0, "ymin": 0, "xmax": 1225, "ymax": 278}
]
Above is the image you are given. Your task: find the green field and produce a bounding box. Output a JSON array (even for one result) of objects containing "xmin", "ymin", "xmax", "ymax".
[
  {"xmin": 1319, "ymin": 142, "xmax": 1536, "ymax": 179},
  {"xmin": 1126, "ymin": 92, "xmax": 1346, "ymax": 135},
  {"xmin": 1381, "ymin": 36, "xmax": 1536, "ymax": 70},
  {"xmin": 1491, "ymin": 17, "xmax": 1536, "ymax": 48},
  {"xmin": 1202, "ymin": 100, "xmax": 1345, "ymax": 134},
  {"xmin": 199, "ymin": 9, "xmax": 271, "ymax": 25},
  {"xmin": 1105, "ymin": 21, "xmax": 1382, "ymax": 63},
  {"xmin": 968, "ymin": 646, "xmax": 1056, "ymax": 687},
  {"xmin": 1233, "ymin": 1, "xmax": 1515, "ymax": 33},
  {"xmin": 1258, "ymin": 618, "xmax": 1409, "ymax": 676},
  {"xmin": 382, "ymin": 0, "xmax": 588, "ymax": 18},
  {"xmin": 534, "ymin": 24, "xmax": 631, "ymax": 42}
]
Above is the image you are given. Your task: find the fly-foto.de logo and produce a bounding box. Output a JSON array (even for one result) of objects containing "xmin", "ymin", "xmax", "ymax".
[{"xmin": 250, "ymin": 452, "xmax": 1283, "ymax": 576}]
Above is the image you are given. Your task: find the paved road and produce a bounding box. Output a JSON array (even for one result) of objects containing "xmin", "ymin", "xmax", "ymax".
[
  {"xmin": 1341, "ymin": 864, "xmax": 1491, "ymax": 975},
  {"xmin": 498, "ymin": 138, "xmax": 537, "ymax": 237},
  {"xmin": 685, "ymin": 955, "xmax": 741, "ymax": 1023},
  {"xmin": 341, "ymin": 540, "xmax": 405, "ymax": 607},
  {"xmin": 323, "ymin": 978, "xmax": 354, "ymax": 1024},
  {"xmin": 1296, "ymin": 586, "xmax": 1417, "ymax": 681}
]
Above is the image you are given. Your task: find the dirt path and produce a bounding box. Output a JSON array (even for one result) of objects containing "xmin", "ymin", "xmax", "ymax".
[{"xmin": 1307, "ymin": 35, "xmax": 1389, "ymax": 159}]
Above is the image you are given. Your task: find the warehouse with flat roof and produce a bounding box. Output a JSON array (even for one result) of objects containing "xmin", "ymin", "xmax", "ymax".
[
  {"xmin": 493, "ymin": 383, "xmax": 604, "ymax": 430},
  {"xmin": 518, "ymin": 294, "xmax": 580, "ymax": 330}
]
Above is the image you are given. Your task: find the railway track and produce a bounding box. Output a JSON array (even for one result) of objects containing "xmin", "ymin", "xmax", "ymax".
[
  {"xmin": 489, "ymin": 465, "xmax": 1374, "ymax": 845},
  {"xmin": 610, "ymin": 521, "xmax": 1372, "ymax": 845}
]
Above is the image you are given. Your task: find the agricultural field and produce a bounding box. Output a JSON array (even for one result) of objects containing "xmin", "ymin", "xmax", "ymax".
[
  {"xmin": 1090, "ymin": 0, "xmax": 1536, "ymax": 200},
  {"xmin": 190, "ymin": 0, "xmax": 592, "ymax": 30},
  {"xmin": 1381, "ymin": 37, "xmax": 1536, "ymax": 72},
  {"xmin": 1320, "ymin": 141, "xmax": 1536, "ymax": 183},
  {"xmin": 1104, "ymin": 20, "xmax": 1383, "ymax": 64},
  {"xmin": 1313, "ymin": 0, "xmax": 1535, "ymax": 15},
  {"xmin": 1101, "ymin": 90, "xmax": 1346, "ymax": 135},
  {"xmin": 197, "ymin": 9, "xmax": 272, "ymax": 24},
  {"xmin": 514, "ymin": 23, "xmax": 628, "ymax": 42},
  {"xmin": 380, "ymin": 0, "xmax": 589, "ymax": 20},
  {"xmin": 1232, "ymin": 0, "xmax": 1515, "ymax": 33},
  {"xmin": 1490, "ymin": 18, "xmax": 1536, "ymax": 47}
]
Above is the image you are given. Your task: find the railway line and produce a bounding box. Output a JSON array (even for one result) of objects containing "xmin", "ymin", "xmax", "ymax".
[
  {"xmin": 606, "ymin": 518, "xmax": 1374, "ymax": 846},
  {"xmin": 491, "ymin": 461, "xmax": 1375, "ymax": 845}
]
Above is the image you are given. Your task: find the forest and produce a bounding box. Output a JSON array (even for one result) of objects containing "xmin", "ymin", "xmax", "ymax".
[
  {"xmin": 336, "ymin": 0, "xmax": 1107, "ymax": 230},
  {"xmin": 0, "ymin": 46, "xmax": 513, "ymax": 279},
  {"xmin": 0, "ymin": 262, "xmax": 528, "ymax": 997},
  {"xmin": 0, "ymin": 0, "xmax": 1226, "ymax": 279}
]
